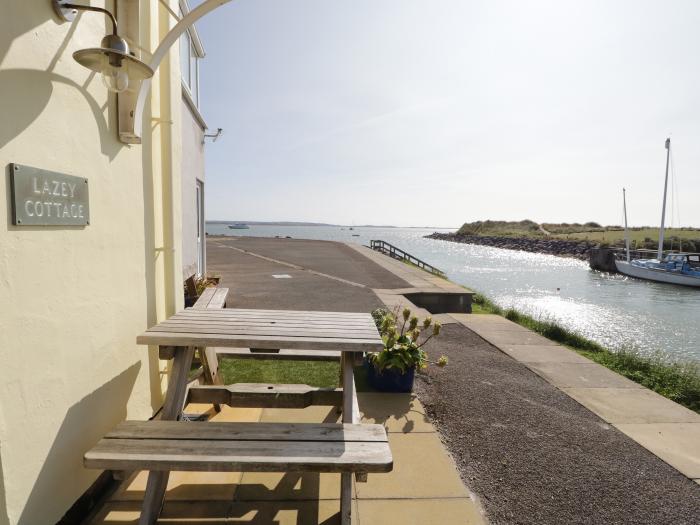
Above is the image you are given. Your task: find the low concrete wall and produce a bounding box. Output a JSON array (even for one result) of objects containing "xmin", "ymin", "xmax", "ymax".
[
  {"xmin": 589, "ymin": 248, "xmax": 617, "ymax": 272},
  {"xmin": 404, "ymin": 292, "xmax": 473, "ymax": 314}
]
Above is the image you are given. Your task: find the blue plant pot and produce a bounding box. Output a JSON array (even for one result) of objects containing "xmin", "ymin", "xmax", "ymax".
[{"xmin": 365, "ymin": 359, "xmax": 416, "ymax": 393}]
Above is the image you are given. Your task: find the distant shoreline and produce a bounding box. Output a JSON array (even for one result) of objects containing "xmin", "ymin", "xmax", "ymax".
[
  {"xmin": 426, "ymin": 232, "xmax": 595, "ymax": 260},
  {"xmin": 206, "ymin": 221, "xmax": 458, "ymax": 229}
]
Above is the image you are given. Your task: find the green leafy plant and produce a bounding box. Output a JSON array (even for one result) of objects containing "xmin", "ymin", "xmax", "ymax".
[{"xmin": 368, "ymin": 307, "xmax": 447, "ymax": 373}]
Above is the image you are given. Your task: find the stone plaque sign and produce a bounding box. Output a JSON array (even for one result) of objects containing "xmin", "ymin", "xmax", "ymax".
[{"xmin": 10, "ymin": 164, "xmax": 89, "ymax": 226}]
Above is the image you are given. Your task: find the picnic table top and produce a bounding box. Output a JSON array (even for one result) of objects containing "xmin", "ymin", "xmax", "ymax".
[{"xmin": 136, "ymin": 308, "xmax": 383, "ymax": 352}]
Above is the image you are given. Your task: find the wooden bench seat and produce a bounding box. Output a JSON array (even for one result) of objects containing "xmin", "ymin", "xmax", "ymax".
[
  {"xmin": 189, "ymin": 286, "xmax": 229, "ymax": 411},
  {"xmin": 85, "ymin": 420, "xmax": 392, "ymax": 474},
  {"xmin": 192, "ymin": 286, "xmax": 228, "ymax": 310}
]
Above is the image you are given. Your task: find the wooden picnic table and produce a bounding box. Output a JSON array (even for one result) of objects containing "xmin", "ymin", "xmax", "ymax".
[{"xmin": 128, "ymin": 307, "xmax": 385, "ymax": 524}]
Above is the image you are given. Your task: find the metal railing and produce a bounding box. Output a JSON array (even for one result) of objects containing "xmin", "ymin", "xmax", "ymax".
[
  {"xmin": 370, "ymin": 240, "xmax": 446, "ymax": 277},
  {"xmin": 611, "ymin": 248, "xmax": 700, "ymax": 261}
]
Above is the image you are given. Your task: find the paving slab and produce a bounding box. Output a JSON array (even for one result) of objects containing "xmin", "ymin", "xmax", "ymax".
[
  {"xmin": 259, "ymin": 405, "xmax": 340, "ymax": 424},
  {"xmin": 357, "ymin": 498, "xmax": 485, "ymax": 525},
  {"xmin": 500, "ymin": 344, "xmax": 591, "ymax": 363},
  {"xmin": 236, "ymin": 471, "xmax": 345, "ymax": 501},
  {"xmin": 469, "ymin": 329, "xmax": 559, "ymax": 346},
  {"xmin": 113, "ymin": 470, "xmax": 241, "ymax": 502},
  {"xmin": 358, "ymin": 393, "xmax": 435, "ymax": 433},
  {"xmin": 90, "ymin": 500, "xmax": 234, "ymax": 523},
  {"xmin": 526, "ymin": 362, "xmax": 644, "ymax": 389},
  {"xmin": 613, "ymin": 423, "xmax": 700, "ymax": 479},
  {"xmin": 431, "ymin": 313, "xmax": 460, "ymax": 325},
  {"xmin": 451, "ymin": 313, "xmax": 530, "ymax": 331},
  {"xmin": 563, "ymin": 388, "xmax": 700, "ymax": 424},
  {"xmin": 355, "ymin": 433, "xmax": 469, "ymax": 499}
]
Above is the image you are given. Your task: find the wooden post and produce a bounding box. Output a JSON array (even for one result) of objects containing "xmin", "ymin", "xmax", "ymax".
[
  {"xmin": 139, "ymin": 346, "xmax": 195, "ymax": 525},
  {"xmin": 340, "ymin": 351, "xmax": 358, "ymax": 525}
]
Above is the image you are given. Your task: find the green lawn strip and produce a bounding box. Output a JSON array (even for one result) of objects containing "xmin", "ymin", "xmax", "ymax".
[
  {"xmin": 218, "ymin": 358, "xmax": 340, "ymax": 388},
  {"xmin": 218, "ymin": 356, "xmax": 380, "ymax": 394},
  {"xmin": 472, "ymin": 294, "xmax": 700, "ymax": 414}
]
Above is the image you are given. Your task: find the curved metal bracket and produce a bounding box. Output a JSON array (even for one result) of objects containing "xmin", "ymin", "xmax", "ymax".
[
  {"xmin": 121, "ymin": 0, "xmax": 234, "ymax": 144},
  {"xmin": 52, "ymin": 0, "xmax": 77, "ymax": 22}
]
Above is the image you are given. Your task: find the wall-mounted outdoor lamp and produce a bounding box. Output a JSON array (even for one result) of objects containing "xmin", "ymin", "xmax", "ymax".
[
  {"xmin": 52, "ymin": 0, "xmax": 233, "ymax": 144},
  {"xmin": 52, "ymin": 0, "xmax": 154, "ymax": 93},
  {"xmin": 204, "ymin": 128, "xmax": 224, "ymax": 143}
]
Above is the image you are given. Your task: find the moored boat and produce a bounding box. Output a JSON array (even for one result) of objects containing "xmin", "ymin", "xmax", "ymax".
[
  {"xmin": 228, "ymin": 223, "xmax": 250, "ymax": 229},
  {"xmin": 615, "ymin": 254, "xmax": 700, "ymax": 287},
  {"xmin": 614, "ymin": 138, "xmax": 700, "ymax": 287}
]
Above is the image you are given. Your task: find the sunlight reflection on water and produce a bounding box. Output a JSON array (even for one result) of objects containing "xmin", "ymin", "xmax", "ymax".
[{"xmin": 206, "ymin": 224, "xmax": 700, "ymax": 362}]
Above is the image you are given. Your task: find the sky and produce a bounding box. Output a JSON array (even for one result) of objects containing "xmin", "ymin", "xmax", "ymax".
[{"xmin": 195, "ymin": 0, "xmax": 700, "ymax": 228}]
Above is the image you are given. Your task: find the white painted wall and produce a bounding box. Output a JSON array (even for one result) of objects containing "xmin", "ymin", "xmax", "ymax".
[{"xmin": 181, "ymin": 96, "xmax": 206, "ymax": 280}]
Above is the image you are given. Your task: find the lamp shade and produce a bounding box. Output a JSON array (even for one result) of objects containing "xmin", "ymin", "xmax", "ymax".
[{"xmin": 73, "ymin": 34, "xmax": 154, "ymax": 92}]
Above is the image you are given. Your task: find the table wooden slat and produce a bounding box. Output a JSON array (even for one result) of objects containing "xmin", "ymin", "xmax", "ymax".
[
  {"xmin": 137, "ymin": 309, "xmax": 382, "ymax": 351},
  {"xmin": 137, "ymin": 332, "xmax": 381, "ymax": 351},
  {"xmin": 165, "ymin": 316, "xmax": 374, "ymax": 328},
  {"xmin": 147, "ymin": 325, "xmax": 379, "ymax": 339},
  {"xmin": 183, "ymin": 308, "xmax": 371, "ymax": 319},
  {"xmin": 160, "ymin": 317, "xmax": 377, "ymax": 329}
]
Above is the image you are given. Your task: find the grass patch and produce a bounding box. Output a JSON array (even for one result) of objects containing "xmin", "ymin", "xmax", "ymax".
[
  {"xmin": 557, "ymin": 226, "xmax": 700, "ymax": 244},
  {"xmin": 457, "ymin": 219, "xmax": 543, "ymax": 238},
  {"xmin": 503, "ymin": 308, "xmax": 605, "ymax": 353},
  {"xmin": 454, "ymin": 219, "xmax": 700, "ymax": 251},
  {"xmin": 472, "ymin": 293, "xmax": 503, "ymax": 315},
  {"xmin": 580, "ymin": 349, "xmax": 700, "ymax": 413},
  {"xmin": 218, "ymin": 358, "xmax": 340, "ymax": 388},
  {"xmin": 218, "ymin": 357, "xmax": 377, "ymax": 392},
  {"xmin": 471, "ymin": 293, "xmax": 700, "ymax": 413}
]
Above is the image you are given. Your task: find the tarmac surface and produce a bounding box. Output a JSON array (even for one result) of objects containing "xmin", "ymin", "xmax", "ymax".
[
  {"xmin": 207, "ymin": 236, "xmax": 392, "ymax": 312},
  {"xmin": 206, "ymin": 236, "xmax": 700, "ymax": 525}
]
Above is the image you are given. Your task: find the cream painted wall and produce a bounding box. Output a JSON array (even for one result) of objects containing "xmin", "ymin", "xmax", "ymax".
[{"xmin": 0, "ymin": 2, "xmax": 183, "ymax": 523}]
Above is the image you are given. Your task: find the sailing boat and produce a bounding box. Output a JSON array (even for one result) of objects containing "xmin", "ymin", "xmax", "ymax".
[{"xmin": 614, "ymin": 138, "xmax": 700, "ymax": 287}]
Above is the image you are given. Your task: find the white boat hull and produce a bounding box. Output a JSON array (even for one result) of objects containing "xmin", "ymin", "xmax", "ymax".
[{"xmin": 615, "ymin": 260, "xmax": 700, "ymax": 287}]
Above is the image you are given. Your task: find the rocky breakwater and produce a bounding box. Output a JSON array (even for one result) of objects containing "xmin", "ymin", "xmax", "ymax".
[{"xmin": 426, "ymin": 232, "xmax": 596, "ymax": 260}]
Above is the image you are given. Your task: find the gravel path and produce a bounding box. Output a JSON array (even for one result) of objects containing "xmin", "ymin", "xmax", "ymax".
[{"xmin": 416, "ymin": 324, "xmax": 700, "ymax": 525}]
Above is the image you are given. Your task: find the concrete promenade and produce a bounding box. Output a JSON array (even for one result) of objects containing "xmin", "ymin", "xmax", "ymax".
[
  {"xmin": 150, "ymin": 238, "xmax": 700, "ymax": 524},
  {"xmin": 455, "ymin": 314, "xmax": 700, "ymax": 485}
]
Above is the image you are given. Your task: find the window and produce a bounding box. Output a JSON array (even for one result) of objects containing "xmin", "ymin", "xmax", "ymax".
[{"xmin": 179, "ymin": 22, "xmax": 199, "ymax": 106}]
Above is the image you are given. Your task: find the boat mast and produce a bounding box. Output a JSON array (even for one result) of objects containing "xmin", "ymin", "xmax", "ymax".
[
  {"xmin": 623, "ymin": 188, "xmax": 630, "ymax": 262},
  {"xmin": 658, "ymin": 137, "xmax": 671, "ymax": 260}
]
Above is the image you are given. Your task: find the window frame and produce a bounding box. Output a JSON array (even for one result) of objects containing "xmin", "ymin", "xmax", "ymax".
[{"xmin": 179, "ymin": 4, "xmax": 204, "ymax": 108}]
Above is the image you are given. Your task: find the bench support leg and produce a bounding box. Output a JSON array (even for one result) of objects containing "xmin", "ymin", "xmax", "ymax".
[
  {"xmin": 198, "ymin": 347, "xmax": 222, "ymax": 412},
  {"xmin": 140, "ymin": 346, "xmax": 195, "ymax": 525},
  {"xmin": 339, "ymin": 352, "xmax": 359, "ymax": 525},
  {"xmin": 340, "ymin": 473, "xmax": 352, "ymax": 525}
]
